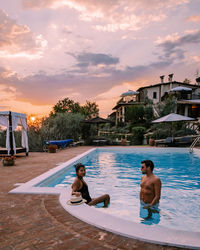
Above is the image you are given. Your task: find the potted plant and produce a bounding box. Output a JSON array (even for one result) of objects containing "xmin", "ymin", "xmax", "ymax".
[
  {"xmin": 149, "ymin": 136, "xmax": 155, "ymax": 146},
  {"xmin": 2, "ymin": 155, "xmax": 16, "ymax": 166},
  {"xmin": 121, "ymin": 136, "xmax": 127, "ymax": 146},
  {"xmin": 48, "ymin": 144, "xmax": 58, "ymax": 153}
]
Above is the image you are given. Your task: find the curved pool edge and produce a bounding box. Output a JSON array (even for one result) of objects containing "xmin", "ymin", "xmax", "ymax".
[
  {"xmin": 60, "ymin": 188, "xmax": 200, "ymax": 250},
  {"xmin": 9, "ymin": 146, "xmax": 200, "ymax": 249}
]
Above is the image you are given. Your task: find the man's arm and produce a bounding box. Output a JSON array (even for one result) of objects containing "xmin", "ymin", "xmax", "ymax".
[{"xmin": 149, "ymin": 178, "xmax": 161, "ymax": 207}]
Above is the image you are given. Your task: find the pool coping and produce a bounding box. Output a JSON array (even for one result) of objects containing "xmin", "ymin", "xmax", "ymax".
[
  {"xmin": 9, "ymin": 148, "xmax": 96, "ymax": 194},
  {"xmin": 9, "ymin": 147, "xmax": 200, "ymax": 249},
  {"xmin": 60, "ymin": 188, "xmax": 200, "ymax": 249}
]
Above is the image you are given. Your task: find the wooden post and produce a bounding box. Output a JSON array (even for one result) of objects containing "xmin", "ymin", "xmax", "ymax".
[
  {"xmin": 8, "ymin": 111, "xmax": 14, "ymax": 156},
  {"xmin": 26, "ymin": 116, "xmax": 29, "ymax": 156}
]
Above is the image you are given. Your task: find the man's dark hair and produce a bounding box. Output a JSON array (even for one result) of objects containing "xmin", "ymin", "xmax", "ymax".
[
  {"xmin": 74, "ymin": 163, "xmax": 85, "ymax": 173},
  {"xmin": 141, "ymin": 160, "xmax": 154, "ymax": 172}
]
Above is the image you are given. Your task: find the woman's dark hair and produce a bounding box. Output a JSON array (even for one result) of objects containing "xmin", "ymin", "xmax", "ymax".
[
  {"xmin": 141, "ymin": 160, "xmax": 154, "ymax": 172},
  {"xmin": 74, "ymin": 163, "xmax": 85, "ymax": 174}
]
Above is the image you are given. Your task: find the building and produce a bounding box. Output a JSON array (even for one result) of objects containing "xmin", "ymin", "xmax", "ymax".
[
  {"xmin": 112, "ymin": 90, "xmax": 143, "ymax": 124},
  {"xmin": 112, "ymin": 74, "xmax": 200, "ymax": 124}
]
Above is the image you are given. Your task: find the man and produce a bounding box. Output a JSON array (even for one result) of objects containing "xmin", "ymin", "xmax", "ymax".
[{"xmin": 140, "ymin": 160, "xmax": 162, "ymax": 220}]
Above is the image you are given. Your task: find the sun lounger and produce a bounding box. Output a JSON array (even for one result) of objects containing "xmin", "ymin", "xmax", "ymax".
[
  {"xmin": 155, "ymin": 136, "xmax": 194, "ymax": 147},
  {"xmin": 92, "ymin": 139, "xmax": 108, "ymax": 146},
  {"xmin": 43, "ymin": 139, "xmax": 73, "ymax": 151},
  {"xmin": 155, "ymin": 137, "xmax": 174, "ymax": 147},
  {"xmin": 174, "ymin": 137, "xmax": 193, "ymax": 146},
  {"xmin": 71, "ymin": 140, "xmax": 84, "ymax": 146}
]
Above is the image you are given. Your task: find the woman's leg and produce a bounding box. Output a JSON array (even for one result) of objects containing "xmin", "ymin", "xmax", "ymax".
[{"xmin": 88, "ymin": 194, "xmax": 110, "ymax": 207}]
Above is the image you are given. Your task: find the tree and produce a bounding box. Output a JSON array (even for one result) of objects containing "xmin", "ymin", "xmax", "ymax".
[
  {"xmin": 50, "ymin": 98, "xmax": 99, "ymax": 119},
  {"xmin": 41, "ymin": 113, "xmax": 84, "ymax": 141},
  {"xmin": 125, "ymin": 103, "xmax": 154, "ymax": 127},
  {"xmin": 50, "ymin": 98, "xmax": 81, "ymax": 116},
  {"xmin": 126, "ymin": 105, "xmax": 144, "ymax": 124},
  {"xmin": 157, "ymin": 96, "xmax": 177, "ymax": 116},
  {"xmin": 144, "ymin": 105, "xmax": 154, "ymax": 124},
  {"xmin": 81, "ymin": 100, "xmax": 99, "ymax": 119}
]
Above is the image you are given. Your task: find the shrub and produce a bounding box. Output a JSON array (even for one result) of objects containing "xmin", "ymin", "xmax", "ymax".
[
  {"xmin": 152, "ymin": 129, "xmax": 171, "ymax": 140},
  {"xmin": 28, "ymin": 126, "xmax": 43, "ymax": 152},
  {"xmin": 132, "ymin": 126, "xmax": 146, "ymax": 145}
]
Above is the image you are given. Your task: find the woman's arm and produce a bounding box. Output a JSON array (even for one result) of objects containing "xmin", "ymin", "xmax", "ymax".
[{"xmin": 71, "ymin": 179, "xmax": 81, "ymax": 196}]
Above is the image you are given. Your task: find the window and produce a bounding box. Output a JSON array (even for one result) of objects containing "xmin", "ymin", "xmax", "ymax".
[{"xmin": 153, "ymin": 92, "xmax": 157, "ymax": 99}]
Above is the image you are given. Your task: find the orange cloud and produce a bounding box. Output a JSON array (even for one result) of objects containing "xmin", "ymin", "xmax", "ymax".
[
  {"xmin": 192, "ymin": 56, "xmax": 200, "ymax": 62},
  {"xmin": 186, "ymin": 15, "xmax": 200, "ymax": 22},
  {"xmin": 0, "ymin": 10, "xmax": 47, "ymax": 59}
]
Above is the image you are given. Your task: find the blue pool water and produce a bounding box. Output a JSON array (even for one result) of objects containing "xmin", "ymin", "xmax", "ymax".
[{"xmin": 37, "ymin": 148, "xmax": 200, "ymax": 232}]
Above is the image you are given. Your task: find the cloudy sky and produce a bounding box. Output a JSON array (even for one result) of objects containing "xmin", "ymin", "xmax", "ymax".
[{"xmin": 0, "ymin": 0, "xmax": 200, "ymax": 117}]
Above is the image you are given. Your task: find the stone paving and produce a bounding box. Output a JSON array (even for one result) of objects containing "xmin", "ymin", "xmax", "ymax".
[{"xmin": 0, "ymin": 146, "xmax": 186, "ymax": 249}]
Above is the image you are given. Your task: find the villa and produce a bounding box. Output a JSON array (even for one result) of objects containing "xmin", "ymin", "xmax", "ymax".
[{"xmin": 112, "ymin": 74, "xmax": 200, "ymax": 124}]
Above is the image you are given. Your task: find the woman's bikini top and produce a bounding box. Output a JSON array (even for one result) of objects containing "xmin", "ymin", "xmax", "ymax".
[{"xmin": 77, "ymin": 179, "xmax": 92, "ymax": 204}]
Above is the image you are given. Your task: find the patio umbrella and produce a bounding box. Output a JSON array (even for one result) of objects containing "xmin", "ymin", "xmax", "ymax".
[
  {"xmin": 82, "ymin": 116, "xmax": 113, "ymax": 136},
  {"xmin": 169, "ymin": 86, "xmax": 192, "ymax": 92},
  {"xmin": 152, "ymin": 113, "xmax": 196, "ymax": 140},
  {"xmin": 121, "ymin": 90, "xmax": 139, "ymax": 97},
  {"xmin": 152, "ymin": 113, "xmax": 195, "ymax": 123},
  {"xmin": 82, "ymin": 116, "xmax": 112, "ymax": 124}
]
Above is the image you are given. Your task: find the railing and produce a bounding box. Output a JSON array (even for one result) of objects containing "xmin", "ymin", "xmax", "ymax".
[{"xmin": 189, "ymin": 136, "xmax": 200, "ymax": 153}]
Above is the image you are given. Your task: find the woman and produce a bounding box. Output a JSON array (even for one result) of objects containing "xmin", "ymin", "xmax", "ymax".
[{"xmin": 72, "ymin": 163, "xmax": 110, "ymax": 207}]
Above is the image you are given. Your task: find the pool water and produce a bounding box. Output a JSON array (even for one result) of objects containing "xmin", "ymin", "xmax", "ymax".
[{"xmin": 37, "ymin": 148, "xmax": 200, "ymax": 232}]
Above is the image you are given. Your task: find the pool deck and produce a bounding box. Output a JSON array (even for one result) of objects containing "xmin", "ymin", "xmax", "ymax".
[{"xmin": 0, "ymin": 146, "xmax": 189, "ymax": 249}]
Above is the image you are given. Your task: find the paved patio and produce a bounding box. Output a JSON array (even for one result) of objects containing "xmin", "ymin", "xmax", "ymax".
[{"xmin": 1, "ymin": 146, "xmax": 185, "ymax": 249}]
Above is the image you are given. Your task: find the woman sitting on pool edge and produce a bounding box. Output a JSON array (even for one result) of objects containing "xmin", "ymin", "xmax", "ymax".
[{"xmin": 71, "ymin": 163, "xmax": 110, "ymax": 207}]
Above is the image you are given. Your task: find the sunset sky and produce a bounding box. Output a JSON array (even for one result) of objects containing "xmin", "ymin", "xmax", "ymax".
[{"xmin": 0, "ymin": 0, "xmax": 200, "ymax": 117}]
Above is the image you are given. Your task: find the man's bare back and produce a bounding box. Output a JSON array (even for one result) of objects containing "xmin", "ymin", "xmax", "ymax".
[{"xmin": 140, "ymin": 160, "xmax": 162, "ymax": 207}]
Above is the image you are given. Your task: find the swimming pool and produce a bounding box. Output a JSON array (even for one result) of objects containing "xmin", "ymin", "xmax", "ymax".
[
  {"xmin": 35, "ymin": 147, "xmax": 200, "ymax": 232},
  {"xmin": 10, "ymin": 147, "xmax": 200, "ymax": 248}
]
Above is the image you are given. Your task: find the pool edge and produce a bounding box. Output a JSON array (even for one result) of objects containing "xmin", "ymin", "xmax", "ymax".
[
  {"xmin": 9, "ymin": 148, "xmax": 96, "ymax": 194},
  {"xmin": 60, "ymin": 188, "xmax": 200, "ymax": 249}
]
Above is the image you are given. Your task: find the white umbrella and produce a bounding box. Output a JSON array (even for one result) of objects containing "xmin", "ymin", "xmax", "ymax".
[
  {"xmin": 121, "ymin": 90, "xmax": 139, "ymax": 97},
  {"xmin": 169, "ymin": 86, "xmax": 192, "ymax": 92},
  {"xmin": 152, "ymin": 113, "xmax": 196, "ymax": 141},
  {"xmin": 152, "ymin": 113, "xmax": 195, "ymax": 123}
]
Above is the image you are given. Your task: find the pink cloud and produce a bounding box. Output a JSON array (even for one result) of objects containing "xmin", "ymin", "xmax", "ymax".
[
  {"xmin": 22, "ymin": 0, "xmax": 189, "ymax": 31},
  {"xmin": 0, "ymin": 10, "xmax": 47, "ymax": 59}
]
